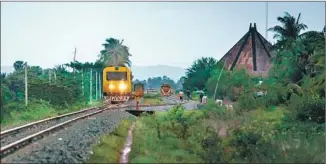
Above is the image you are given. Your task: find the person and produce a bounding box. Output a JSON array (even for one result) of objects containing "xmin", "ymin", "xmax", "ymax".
[
  {"xmin": 186, "ymin": 89, "xmax": 191, "ymax": 100},
  {"xmin": 178, "ymin": 90, "xmax": 184, "ymax": 101},
  {"xmin": 199, "ymin": 92, "xmax": 204, "ymax": 103}
]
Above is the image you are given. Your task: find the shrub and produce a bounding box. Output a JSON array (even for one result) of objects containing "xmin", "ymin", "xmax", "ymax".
[
  {"xmin": 295, "ymin": 98, "xmax": 325, "ymax": 123},
  {"xmin": 236, "ymin": 93, "xmax": 259, "ymax": 112}
]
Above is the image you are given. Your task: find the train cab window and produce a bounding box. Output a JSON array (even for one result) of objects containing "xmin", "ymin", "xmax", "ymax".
[{"xmin": 107, "ymin": 72, "xmax": 127, "ymax": 81}]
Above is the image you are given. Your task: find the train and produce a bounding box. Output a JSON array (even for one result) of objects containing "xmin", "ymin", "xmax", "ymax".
[
  {"xmin": 103, "ymin": 66, "xmax": 145, "ymax": 104},
  {"xmin": 160, "ymin": 83, "xmax": 173, "ymax": 96}
]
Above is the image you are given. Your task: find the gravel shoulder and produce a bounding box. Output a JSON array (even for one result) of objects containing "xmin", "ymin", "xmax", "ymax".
[
  {"xmin": 2, "ymin": 110, "xmax": 135, "ymax": 163},
  {"xmin": 1, "ymin": 106, "xmax": 105, "ymax": 148}
]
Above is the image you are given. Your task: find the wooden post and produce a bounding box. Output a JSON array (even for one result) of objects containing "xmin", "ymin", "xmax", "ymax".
[
  {"xmin": 90, "ymin": 68, "xmax": 92, "ymax": 104},
  {"xmin": 24, "ymin": 62, "xmax": 28, "ymax": 106}
]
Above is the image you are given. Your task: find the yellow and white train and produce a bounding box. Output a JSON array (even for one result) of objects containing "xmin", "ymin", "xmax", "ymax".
[
  {"xmin": 102, "ymin": 66, "xmax": 144, "ymax": 104},
  {"xmin": 103, "ymin": 66, "xmax": 132, "ymax": 103}
]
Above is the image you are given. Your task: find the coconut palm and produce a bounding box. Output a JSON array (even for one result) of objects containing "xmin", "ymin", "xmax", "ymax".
[
  {"xmin": 98, "ymin": 38, "xmax": 132, "ymax": 67},
  {"xmin": 268, "ymin": 12, "xmax": 308, "ymax": 41}
]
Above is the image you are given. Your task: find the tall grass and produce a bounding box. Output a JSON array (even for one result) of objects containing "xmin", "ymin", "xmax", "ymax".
[
  {"xmin": 88, "ymin": 119, "xmax": 135, "ymax": 163},
  {"xmin": 130, "ymin": 103, "xmax": 325, "ymax": 163}
]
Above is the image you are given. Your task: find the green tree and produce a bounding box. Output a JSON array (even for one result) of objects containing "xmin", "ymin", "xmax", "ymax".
[
  {"xmin": 183, "ymin": 57, "xmax": 217, "ymax": 91},
  {"xmin": 268, "ymin": 12, "xmax": 308, "ymax": 41},
  {"xmin": 13, "ymin": 60, "xmax": 25, "ymax": 71},
  {"xmin": 98, "ymin": 38, "xmax": 132, "ymax": 67}
]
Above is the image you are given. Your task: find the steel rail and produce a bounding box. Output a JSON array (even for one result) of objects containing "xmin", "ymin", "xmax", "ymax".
[
  {"xmin": 0, "ymin": 109, "xmax": 105, "ymax": 156},
  {"xmin": 0, "ymin": 105, "xmax": 110, "ymax": 137},
  {"xmin": 0, "ymin": 102, "xmax": 183, "ymax": 157}
]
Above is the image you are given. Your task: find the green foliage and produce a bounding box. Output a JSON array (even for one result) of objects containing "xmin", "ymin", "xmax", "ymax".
[
  {"xmin": 1, "ymin": 60, "xmax": 105, "ymax": 126},
  {"xmin": 13, "ymin": 60, "xmax": 25, "ymax": 71},
  {"xmin": 236, "ymin": 93, "xmax": 259, "ymax": 112},
  {"xmin": 183, "ymin": 57, "xmax": 218, "ymax": 91},
  {"xmin": 88, "ymin": 119, "xmax": 133, "ymax": 163},
  {"xmin": 294, "ymin": 98, "xmax": 325, "ymax": 124},
  {"xmin": 98, "ymin": 38, "xmax": 132, "ymax": 67},
  {"xmin": 29, "ymin": 81, "xmax": 76, "ymax": 107},
  {"xmin": 130, "ymin": 106, "xmax": 205, "ymax": 163}
]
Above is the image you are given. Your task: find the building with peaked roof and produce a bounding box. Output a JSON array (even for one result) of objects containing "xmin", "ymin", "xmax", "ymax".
[{"xmin": 219, "ymin": 23, "xmax": 273, "ymax": 76}]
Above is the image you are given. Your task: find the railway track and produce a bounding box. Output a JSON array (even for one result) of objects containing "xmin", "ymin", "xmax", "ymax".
[{"xmin": 0, "ymin": 100, "xmax": 182, "ymax": 158}]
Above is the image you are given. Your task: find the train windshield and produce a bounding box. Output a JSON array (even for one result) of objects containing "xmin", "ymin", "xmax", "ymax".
[{"xmin": 107, "ymin": 72, "xmax": 127, "ymax": 81}]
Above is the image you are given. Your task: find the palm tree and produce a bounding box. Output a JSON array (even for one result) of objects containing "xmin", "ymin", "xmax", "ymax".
[
  {"xmin": 268, "ymin": 12, "xmax": 308, "ymax": 41},
  {"xmin": 98, "ymin": 38, "xmax": 132, "ymax": 67},
  {"xmin": 13, "ymin": 61, "xmax": 25, "ymax": 71}
]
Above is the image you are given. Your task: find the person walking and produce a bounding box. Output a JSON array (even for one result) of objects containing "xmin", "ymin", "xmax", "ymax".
[
  {"xmin": 199, "ymin": 92, "xmax": 204, "ymax": 103},
  {"xmin": 186, "ymin": 89, "xmax": 191, "ymax": 100},
  {"xmin": 178, "ymin": 90, "xmax": 184, "ymax": 102}
]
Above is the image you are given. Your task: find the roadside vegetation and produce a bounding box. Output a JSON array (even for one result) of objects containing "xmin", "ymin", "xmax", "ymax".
[
  {"xmin": 88, "ymin": 117, "xmax": 136, "ymax": 163},
  {"xmin": 130, "ymin": 12, "xmax": 325, "ymax": 163},
  {"xmin": 0, "ymin": 59, "xmax": 107, "ymax": 128}
]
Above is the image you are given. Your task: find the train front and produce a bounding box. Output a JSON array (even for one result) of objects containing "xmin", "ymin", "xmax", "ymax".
[{"xmin": 103, "ymin": 66, "xmax": 132, "ymax": 103}]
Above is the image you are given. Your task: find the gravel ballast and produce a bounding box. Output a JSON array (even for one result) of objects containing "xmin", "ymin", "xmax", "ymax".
[
  {"xmin": 1, "ymin": 96, "xmax": 198, "ymax": 163},
  {"xmin": 2, "ymin": 110, "xmax": 134, "ymax": 163},
  {"xmin": 1, "ymin": 106, "xmax": 106, "ymax": 147}
]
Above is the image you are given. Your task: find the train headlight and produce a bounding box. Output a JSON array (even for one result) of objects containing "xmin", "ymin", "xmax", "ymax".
[
  {"xmin": 108, "ymin": 84, "xmax": 115, "ymax": 90},
  {"xmin": 119, "ymin": 83, "xmax": 127, "ymax": 90}
]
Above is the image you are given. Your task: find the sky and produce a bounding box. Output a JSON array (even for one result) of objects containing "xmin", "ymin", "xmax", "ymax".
[{"xmin": 1, "ymin": 2, "xmax": 325, "ymax": 69}]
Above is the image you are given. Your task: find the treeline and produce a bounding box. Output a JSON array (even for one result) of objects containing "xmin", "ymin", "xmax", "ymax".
[
  {"xmin": 1, "ymin": 37, "xmax": 133, "ymax": 122},
  {"xmin": 133, "ymin": 76, "xmax": 183, "ymax": 90},
  {"xmin": 0, "ymin": 60, "xmax": 104, "ymax": 119}
]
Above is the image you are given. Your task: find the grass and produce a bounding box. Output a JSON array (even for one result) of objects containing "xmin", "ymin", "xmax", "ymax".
[
  {"xmin": 129, "ymin": 102, "xmax": 325, "ymax": 163},
  {"xmin": 88, "ymin": 118, "xmax": 135, "ymax": 163},
  {"xmin": 1, "ymin": 100, "xmax": 103, "ymax": 130},
  {"xmin": 129, "ymin": 106, "xmax": 205, "ymax": 163},
  {"xmin": 142, "ymin": 94, "xmax": 164, "ymax": 105}
]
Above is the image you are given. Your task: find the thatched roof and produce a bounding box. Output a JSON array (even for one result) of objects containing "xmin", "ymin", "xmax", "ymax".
[{"xmin": 219, "ymin": 23, "xmax": 273, "ymax": 76}]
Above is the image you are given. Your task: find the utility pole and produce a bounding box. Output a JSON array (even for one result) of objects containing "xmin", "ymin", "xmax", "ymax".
[
  {"xmin": 213, "ymin": 58, "xmax": 228, "ymax": 100},
  {"xmin": 99, "ymin": 71, "xmax": 102, "ymax": 99},
  {"xmin": 95, "ymin": 71, "xmax": 98, "ymax": 100},
  {"xmin": 49, "ymin": 70, "xmax": 51, "ymax": 83},
  {"xmin": 24, "ymin": 62, "xmax": 28, "ymax": 106},
  {"xmin": 90, "ymin": 68, "xmax": 92, "ymax": 104},
  {"xmin": 82, "ymin": 68, "xmax": 84, "ymax": 96},
  {"xmin": 265, "ymin": 2, "xmax": 268, "ymax": 40},
  {"xmin": 53, "ymin": 70, "xmax": 56, "ymax": 81},
  {"xmin": 73, "ymin": 48, "xmax": 77, "ymax": 79}
]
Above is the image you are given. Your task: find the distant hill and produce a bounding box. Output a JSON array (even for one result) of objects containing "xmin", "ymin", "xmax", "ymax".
[
  {"xmin": 1, "ymin": 65, "xmax": 187, "ymax": 82},
  {"xmin": 131, "ymin": 65, "xmax": 186, "ymax": 82}
]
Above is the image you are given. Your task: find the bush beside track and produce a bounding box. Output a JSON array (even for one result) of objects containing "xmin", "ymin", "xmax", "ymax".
[{"xmin": 129, "ymin": 102, "xmax": 325, "ymax": 163}]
